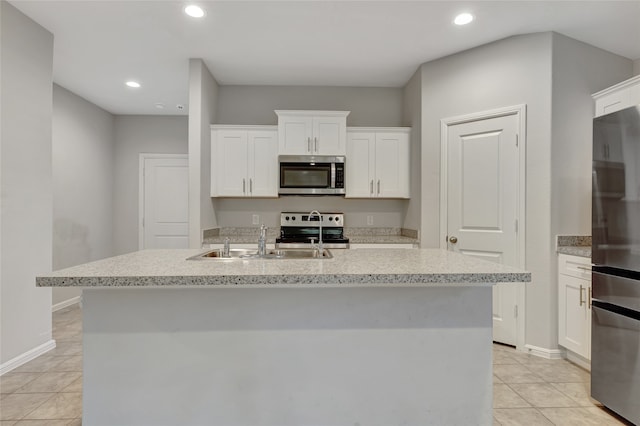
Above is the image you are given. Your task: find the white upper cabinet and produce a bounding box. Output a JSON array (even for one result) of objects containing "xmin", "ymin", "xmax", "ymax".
[
  {"xmin": 211, "ymin": 125, "xmax": 278, "ymax": 198},
  {"xmin": 346, "ymin": 127, "xmax": 410, "ymax": 199},
  {"xmin": 593, "ymin": 75, "xmax": 640, "ymax": 118},
  {"xmin": 275, "ymin": 110, "xmax": 349, "ymax": 155}
]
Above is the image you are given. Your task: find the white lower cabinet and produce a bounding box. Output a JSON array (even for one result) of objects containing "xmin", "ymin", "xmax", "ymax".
[
  {"xmin": 558, "ymin": 254, "xmax": 592, "ymax": 360},
  {"xmin": 346, "ymin": 128, "xmax": 410, "ymax": 199},
  {"xmin": 211, "ymin": 126, "xmax": 278, "ymax": 197}
]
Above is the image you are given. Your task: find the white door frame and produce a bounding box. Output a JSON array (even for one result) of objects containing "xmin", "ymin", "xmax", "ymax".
[
  {"xmin": 138, "ymin": 153, "xmax": 189, "ymax": 250},
  {"xmin": 439, "ymin": 104, "xmax": 527, "ymax": 350}
]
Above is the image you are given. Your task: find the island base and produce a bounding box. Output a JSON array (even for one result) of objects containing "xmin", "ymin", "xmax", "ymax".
[{"xmin": 82, "ymin": 286, "xmax": 493, "ymax": 425}]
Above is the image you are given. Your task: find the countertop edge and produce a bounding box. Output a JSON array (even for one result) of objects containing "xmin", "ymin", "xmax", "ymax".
[
  {"xmin": 37, "ymin": 272, "xmax": 531, "ymax": 288},
  {"xmin": 556, "ymin": 246, "xmax": 591, "ymax": 258}
]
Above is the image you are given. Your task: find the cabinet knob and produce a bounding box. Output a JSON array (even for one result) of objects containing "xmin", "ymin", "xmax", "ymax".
[{"xmin": 449, "ymin": 236, "xmax": 458, "ymax": 244}]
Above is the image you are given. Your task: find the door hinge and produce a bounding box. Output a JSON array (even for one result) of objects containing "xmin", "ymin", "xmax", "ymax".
[
  {"xmin": 514, "ymin": 305, "xmax": 518, "ymax": 318},
  {"xmin": 516, "ymin": 134, "xmax": 519, "ymax": 147},
  {"xmin": 515, "ymin": 219, "xmax": 518, "ymax": 233}
]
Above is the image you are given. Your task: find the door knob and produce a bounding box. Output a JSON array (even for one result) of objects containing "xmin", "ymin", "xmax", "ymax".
[{"xmin": 449, "ymin": 236, "xmax": 458, "ymax": 244}]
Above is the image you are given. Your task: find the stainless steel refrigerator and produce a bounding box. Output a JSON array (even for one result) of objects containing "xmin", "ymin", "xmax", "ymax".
[{"xmin": 591, "ymin": 104, "xmax": 640, "ymax": 425}]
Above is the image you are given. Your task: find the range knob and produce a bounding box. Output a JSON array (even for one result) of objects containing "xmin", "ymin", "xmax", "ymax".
[
  {"xmin": 285, "ymin": 216, "xmax": 290, "ymax": 221},
  {"xmin": 291, "ymin": 216, "xmax": 296, "ymax": 221}
]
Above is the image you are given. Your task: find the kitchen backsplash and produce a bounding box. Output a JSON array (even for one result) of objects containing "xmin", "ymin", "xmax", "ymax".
[{"xmin": 211, "ymin": 197, "xmax": 409, "ymax": 228}]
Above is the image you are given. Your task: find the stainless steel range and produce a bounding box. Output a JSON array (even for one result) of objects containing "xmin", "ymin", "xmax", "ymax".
[{"xmin": 276, "ymin": 212, "xmax": 349, "ymax": 248}]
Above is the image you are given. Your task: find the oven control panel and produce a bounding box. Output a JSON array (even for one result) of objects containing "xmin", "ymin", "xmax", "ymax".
[{"xmin": 280, "ymin": 212, "xmax": 344, "ymax": 227}]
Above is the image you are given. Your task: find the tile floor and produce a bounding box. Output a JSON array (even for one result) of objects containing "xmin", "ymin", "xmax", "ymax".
[{"xmin": 0, "ymin": 304, "xmax": 634, "ymax": 425}]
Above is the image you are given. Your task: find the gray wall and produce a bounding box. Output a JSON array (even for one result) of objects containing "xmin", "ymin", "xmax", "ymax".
[
  {"xmin": 0, "ymin": 1, "xmax": 53, "ymax": 366},
  {"xmin": 52, "ymin": 84, "xmax": 116, "ymax": 305},
  {"xmin": 113, "ymin": 116, "xmax": 188, "ymax": 255},
  {"xmin": 551, "ymin": 34, "xmax": 632, "ymax": 235},
  {"xmin": 416, "ymin": 32, "xmax": 633, "ymax": 350},
  {"xmin": 216, "ymin": 86, "xmax": 404, "ymax": 126},
  {"xmin": 211, "ymin": 85, "xmax": 408, "ymax": 229},
  {"xmin": 402, "ymin": 69, "xmax": 422, "ymax": 233},
  {"xmin": 188, "ymin": 59, "xmax": 219, "ymax": 247},
  {"xmin": 634, "ymin": 59, "xmax": 640, "ymax": 76},
  {"xmin": 419, "ymin": 33, "xmax": 555, "ymax": 349}
]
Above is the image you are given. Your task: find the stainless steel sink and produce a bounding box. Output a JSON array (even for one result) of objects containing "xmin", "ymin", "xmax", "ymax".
[{"xmin": 187, "ymin": 247, "xmax": 332, "ymax": 260}]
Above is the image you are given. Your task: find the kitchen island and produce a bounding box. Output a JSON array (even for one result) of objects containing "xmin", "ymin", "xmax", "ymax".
[{"xmin": 38, "ymin": 248, "xmax": 530, "ymax": 426}]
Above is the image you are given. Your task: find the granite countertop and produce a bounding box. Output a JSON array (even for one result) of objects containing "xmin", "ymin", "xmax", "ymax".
[
  {"xmin": 37, "ymin": 248, "xmax": 530, "ymax": 288},
  {"xmin": 556, "ymin": 235, "xmax": 591, "ymax": 258}
]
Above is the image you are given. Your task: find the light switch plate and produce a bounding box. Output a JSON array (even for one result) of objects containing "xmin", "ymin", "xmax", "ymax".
[{"xmin": 252, "ymin": 214, "xmax": 260, "ymax": 225}]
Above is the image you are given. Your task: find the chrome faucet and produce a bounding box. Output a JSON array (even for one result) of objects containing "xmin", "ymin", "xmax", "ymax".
[
  {"xmin": 258, "ymin": 224, "xmax": 267, "ymax": 256},
  {"xmin": 222, "ymin": 237, "xmax": 230, "ymax": 258},
  {"xmin": 308, "ymin": 210, "xmax": 323, "ymax": 253}
]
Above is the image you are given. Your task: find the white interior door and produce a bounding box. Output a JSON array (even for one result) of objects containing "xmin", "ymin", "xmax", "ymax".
[
  {"xmin": 445, "ymin": 112, "xmax": 521, "ymax": 346},
  {"xmin": 141, "ymin": 155, "xmax": 189, "ymax": 249}
]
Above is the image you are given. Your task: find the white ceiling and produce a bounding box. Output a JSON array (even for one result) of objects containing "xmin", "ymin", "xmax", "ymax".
[{"xmin": 10, "ymin": 1, "xmax": 640, "ymax": 116}]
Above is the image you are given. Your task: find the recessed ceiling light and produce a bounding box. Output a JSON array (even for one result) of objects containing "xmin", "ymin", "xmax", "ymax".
[
  {"xmin": 184, "ymin": 5, "xmax": 205, "ymax": 18},
  {"xmin": 454, "ymin": 13, "xmax": 474, "ymax": 26},
  {"xmin": 126, "ymin": 81, "xmax": 141, "ymax": 88},
  {"xmin": 155, "ymin": 103, "xmax": 165, "ymax": 109}
]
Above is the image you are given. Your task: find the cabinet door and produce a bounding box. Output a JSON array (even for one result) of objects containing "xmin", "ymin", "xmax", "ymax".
[
  {"xmin": 278, "ymin": 115, "xmax": 313, "ymax": 155},
  {"xmin": 313, "ymin": 116, "xmax": 346, "ymax": 155},
  {"xmin": 216, "ymin": 130, "xmax": 249, "ymax": 197},
  {"xmin": 345, "ymin": 132, "xmax": 375, "ymax": 198},
  {"xmin": 558, "ymin": 273, "xmax": 591, "ymax": 359},
  {"xmin": 374, "ymin": 132, "xmax": 410, "ymax": 198},
  {"xmin": 248, "ymin": 130, "xmax": 278, "ymax": 197}
]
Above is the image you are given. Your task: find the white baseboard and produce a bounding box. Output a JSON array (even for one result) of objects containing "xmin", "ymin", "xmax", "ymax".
[
  {"xmin": 0, "ymin": 339, "xmax": 56, "ymax": 376},
  {"xmin": 52, "ymin": 296, "xmax": 81, "ymax": 312},
  {"xmin": 565, "ymin": 350, "xmax": 591, "ymax": 371},
  {"xmin": 524, "ymin": 344, "xmax": 565, "ymax": 360}
]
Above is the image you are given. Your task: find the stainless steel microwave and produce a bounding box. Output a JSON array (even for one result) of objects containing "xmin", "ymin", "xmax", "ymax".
[{"xmin": 278, "ymin": 155, "xmax": 345, "ymax": 195}]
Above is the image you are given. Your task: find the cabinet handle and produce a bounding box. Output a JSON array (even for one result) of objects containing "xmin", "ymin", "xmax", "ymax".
[
  {"xmin": 249, "ymin": 178, "xmax": 253, "ymax": 194},
  {"xmin": 314, "ymin": 137, "xmax": 318, "ymax": 153},
  {"xmin": 243, "ymin": 178, "xmax": 246, "ymax": 194},
  {"xmin": 588, "ymin": 287, "xmax": 592, "ymax": 309},
  {"xmin": 576, "ymin": 266, "xmax": 592, "ymax": 271},
  {"xmin": 579, "ymin": 285, "xmax": 585, "ymax": 306},
  {"xmin": 370, "ymin": 180, "xmax": 374, "ymax": 195},
  {"xmin": 377, "ymin": 179, "xmax": 381, "ymax": 195},
  {"xmin": 307, "ymin": 137, "xmax": 311, "ymax": 153}
]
